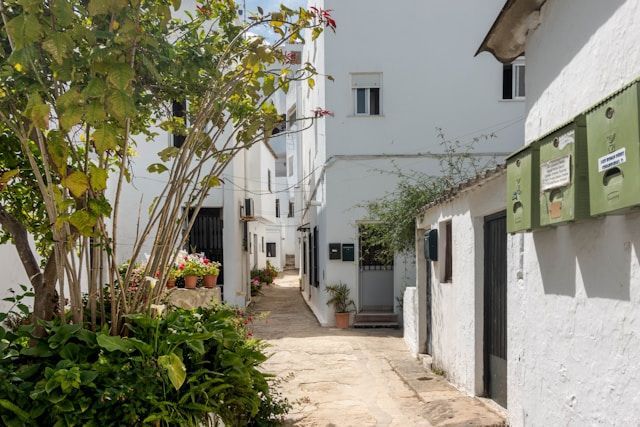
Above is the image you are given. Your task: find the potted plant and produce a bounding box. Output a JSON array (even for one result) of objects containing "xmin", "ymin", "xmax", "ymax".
[
  {"xmin": 202, "ymin": 259, "xmax": 220, "ymax": 289},
  {"xmin": 166, "ymin": 266, "xmax": 180, "ymax": 289},
  {"xmin": 179, "ymin": 256, "xmax": 204, "ymax": 289},
  {"xmin": 325, "ymin": 283, "xmax": 356, "ymax": 329}
]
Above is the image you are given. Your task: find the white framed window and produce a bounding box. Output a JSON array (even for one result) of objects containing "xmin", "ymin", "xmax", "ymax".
[
  {"xmin": 351, "ymin": 73, "xmax": 381, "ymax": 116},
  {"xmin": 502, "ymin": 58, "xmax": 525, "ymax": 100}
]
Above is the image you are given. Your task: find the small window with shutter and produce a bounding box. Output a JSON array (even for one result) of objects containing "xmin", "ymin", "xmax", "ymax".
[{"xmin": 351, "ymin": 73, "xmax": 382, "ymax": 116}]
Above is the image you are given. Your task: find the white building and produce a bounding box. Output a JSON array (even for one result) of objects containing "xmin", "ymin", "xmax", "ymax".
[
  {"xmin": 477, "ymin": 0, "xmax": 640, "ymax": 424},
  {"xmin": 294, "ymin": 0, "xmax": 525, "ymax": 326},
  {"xmin": 405, "ymin": 0, "xmax": 640, "ymax": 424},
  {"xmin": 406, "ymin": 167, "xmax": 508, "ymax": 408}
]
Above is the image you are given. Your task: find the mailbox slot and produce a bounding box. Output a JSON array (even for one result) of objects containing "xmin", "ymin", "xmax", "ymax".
[
  {"xmin": 587, "ymin": 82, "xmax": 640, "ymax": 215},
  {"xmin": 506, "ymin": 144, "xmax": 540, "ymax": 233},
  {"xmin": 538, "ymin": 117, "xmax": 589, "ymax": 226}
]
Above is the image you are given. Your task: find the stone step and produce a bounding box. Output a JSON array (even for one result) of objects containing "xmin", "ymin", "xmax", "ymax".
[
  {"xmin": 352, "ymin": 322, "xmax": 400, "ymax": 329},
  {"xmin": 354, "ymin": 312, "xmax": 398, "ymax": 323},
  {"xmin": 418, "ymin": 353, "xmax": 433, "ymax": 370}
]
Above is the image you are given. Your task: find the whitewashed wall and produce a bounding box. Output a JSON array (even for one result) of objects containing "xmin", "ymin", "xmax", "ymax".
[
  {"xmin": 413, "ymin": 173, "xmax": 505, "ymax": 396},
  {"xmin": 300, "ymin": 0, "xmax": 525, "ymax": 325},
  {"xmin": 403, "ymin": 287, "xmax": 419, "ymax": 355},
  {"xmin": 0, "ymin": 241, "xmax": 35, "ymax": 312},
  {"xmin": 504, "ymin": 1, "xmax": 640, "ymax": 425}
]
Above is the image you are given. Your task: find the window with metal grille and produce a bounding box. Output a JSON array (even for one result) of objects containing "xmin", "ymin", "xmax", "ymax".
[
  {"xmin": 288, "ymin": 201, "xmax": 294, "ymax": 218},
  {"xmin": 275, "ymin": 199, "xmax": 280, "ymax": 218}
]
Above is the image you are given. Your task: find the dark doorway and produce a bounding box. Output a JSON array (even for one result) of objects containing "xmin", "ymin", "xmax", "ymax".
[
  {"xmin": 188, "ymin": 208, "xmax": 224, "ymax": 284},
  {"xmin": 426, "ymin": 258, "xmax": 433, "ymax": 355},
  {"xmin": 483, "ymin": 211, "xmax": 507, "ymax": 408}
]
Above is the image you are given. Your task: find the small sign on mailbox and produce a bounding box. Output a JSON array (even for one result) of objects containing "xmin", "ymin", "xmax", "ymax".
[
  {"xmin": 541, "ymin": 155, "xmax": 571, "ymax": 191},
  {"xmin": 329, "ymin": 243, "xmax": 341, "ymax": 260}
]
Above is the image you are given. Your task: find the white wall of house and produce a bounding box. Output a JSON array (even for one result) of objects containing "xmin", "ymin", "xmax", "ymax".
[
  {"xmin": 0, "ymin": 241, "xmax": 36, "ymax": 312},
  {"xmin": 298, "ymin": 0, "xmax": 525, "ymax": 326},
  {"xmin": 412, "ymin": 172, "xmax": 505, "ymax": 396},
  {"xmin": 499, "ymin": 1, "xmax": 640, "ymax": 425}
]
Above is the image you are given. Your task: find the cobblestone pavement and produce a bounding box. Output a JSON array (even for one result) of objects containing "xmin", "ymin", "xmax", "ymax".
[{"xmin": 251, "ymin": 273, "xmax": 505, "ymax": 427}]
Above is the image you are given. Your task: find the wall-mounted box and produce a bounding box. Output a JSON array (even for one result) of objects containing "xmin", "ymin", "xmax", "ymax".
[
  {"xmin": 342, "ymin": 244, "xmax": 355, "ymax": 262},
  {"xmin": 538, "ymin": 117, "xmax": 589, "ymax": 226},
  {"xmin": 587, "ymin": 82, "xmax": 640, "ymax": 215},
  {"xmin": 329, "ymin": 243, "xmax": 342, "ymax": 260},
  {"xmin": 423, "ymin": 229, "xmax": 438, "ymax": 261},
  {"xmin": 506, "ymin": 144, "xmax": 540, "ymax": 233}
]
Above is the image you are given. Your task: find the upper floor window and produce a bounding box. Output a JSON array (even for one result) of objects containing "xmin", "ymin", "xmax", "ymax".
[
  {"xmin": 352, "ymin": 73, "xmax": 381, "ymax": 116},
  {"xmin": 288, "ymin": 201, "xmax": 294, "ymax": 218},
  {"xmin": 275, "ymin": 199, "xmax": 280, "ymax": 218},
  {"xmin": 268, "ymin": 169, "xmax": 272, "ymax": 193},
  {"xmin": 503, "ymin": 58, "xmax": 525, "ymax": 100}
]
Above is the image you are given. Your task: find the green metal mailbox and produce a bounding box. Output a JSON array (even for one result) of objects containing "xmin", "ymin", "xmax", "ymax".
[
  {"xmin": 587, "ymin": 81, "xmax": 640, "ymax": 215},
  {"xmin": 538, "ymin": 117, "xmax": 589, "ymax": 226},
  {"xmin": 506, "ymin": 144, "xmax": 539, "ymax": 233}
]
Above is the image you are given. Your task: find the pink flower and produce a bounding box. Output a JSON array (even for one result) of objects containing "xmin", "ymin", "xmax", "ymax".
[
  {"xmin": 312, "ymin": 107, "xmax": 334, "ymax": 118},
  {"xmin": 309, "ymin": 7, "xmax": 337, "ymax": 32}
]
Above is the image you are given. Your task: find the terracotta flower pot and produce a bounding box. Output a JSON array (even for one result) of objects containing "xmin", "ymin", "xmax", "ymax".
[
  {"xmin": 203, "ymin": 275, "xmax": 218, "ymax": 288},
  {"xmin": 166, "ymin": 278, "xmax": 176, "ymax": 289},
  {"xmin": 184, "ymin": 275, "xmax": 198, "ymax": 289},
  {"xmin": 335, "ymin": 312, "xmax": 350, "ymax": 329}
]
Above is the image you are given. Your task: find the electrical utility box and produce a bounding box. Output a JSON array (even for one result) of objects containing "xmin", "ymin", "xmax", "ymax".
[
  {"xmin": 587, "ymin": 81, "xmax": 640, "ymax": 215},
  {"xmin": 538, "ymin": 117, "xmax": 589, "ymax": 226},
  {"xmin": 506, "ymin": 144, "xmax": 540, "ymax": 233},
  {"xmin": 423, "ymin": 229, "xmax": 438, "ymax": 261}
]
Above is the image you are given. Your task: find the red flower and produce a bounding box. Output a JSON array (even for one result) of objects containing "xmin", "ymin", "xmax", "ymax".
[
  {"xmin": 309, "ymin": 7, "xmax": 336, "ymax": 32},
  {"xmin": 312, "ymin": 107, "xmax": 334, "ymax": 118},
  {"xmin": 179, "ymin": 264, "xmax": 185, "ymax": 270}
]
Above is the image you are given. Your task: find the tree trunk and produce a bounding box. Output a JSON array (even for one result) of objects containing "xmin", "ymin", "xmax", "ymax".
[{"xmin": 0, "ymin": 206, "xmax": 58, "ymax": 332}]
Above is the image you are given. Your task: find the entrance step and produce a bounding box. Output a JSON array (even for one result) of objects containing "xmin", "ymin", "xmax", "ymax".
[
  {"xmin": 353, "ymin": 312, "xmax": 399, "ymax": 328},
  {"xmin": 418, "ymin": 353, "xmax": 433, "ymax": 370}
]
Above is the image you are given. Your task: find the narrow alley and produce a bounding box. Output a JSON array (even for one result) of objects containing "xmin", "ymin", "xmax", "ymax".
[{"xmin": 251, "ymin": 273, "xmax": 504, "ymax": 427}]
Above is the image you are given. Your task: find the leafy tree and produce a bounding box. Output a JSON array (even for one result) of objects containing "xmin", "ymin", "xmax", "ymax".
[
  {"xmin": 0, "ymin": 0, "xmax": 334, "ymax": 333},
  {"xmin": 364, "ymin": 129, "xmax": 497, "ymax": 255}
]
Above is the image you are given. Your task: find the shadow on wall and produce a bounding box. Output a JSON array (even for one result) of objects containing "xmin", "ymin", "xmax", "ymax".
[
  {"xmin": 575, "ymin": 215, "xmax": 637, "ymax": 301},
  {"xmin": 528, "ymin": 0, "xmax": 626, "ymax": 116},
  {"xmin": 534, "ymin": 214, "xmax": 639, "ymax": 301},
  {"xmin": 533, "ymin": 226, "xmax": 577, "ymax": 297}
]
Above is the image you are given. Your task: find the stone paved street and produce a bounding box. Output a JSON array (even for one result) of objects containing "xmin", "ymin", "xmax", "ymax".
[{"xmin": 251, "ymin": 273, "xmax": 505, "ymax": 427}]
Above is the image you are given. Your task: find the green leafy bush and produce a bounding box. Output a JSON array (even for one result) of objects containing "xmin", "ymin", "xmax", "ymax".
[{"xmin": 0, "ymin": 304, "xmax": 285, "ymax": 426}]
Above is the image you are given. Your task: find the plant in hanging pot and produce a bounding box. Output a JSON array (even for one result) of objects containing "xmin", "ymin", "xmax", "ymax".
[
  {"xmin": 202, "ymin": 259, "xmax": 221, "ymax": 288},
  {"xmin": 325, "ymin": 283, "xmax": 356, "ymax": 329},
  {"xmin": 180, "ymin": 256, "xmax": 205, "ymax": 289}
]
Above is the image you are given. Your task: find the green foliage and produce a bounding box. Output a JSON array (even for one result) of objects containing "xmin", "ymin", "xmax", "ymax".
[
  {"xmin": 0, "ymin": 304, "xmax": 283, "ymax": 426},
  {"xmin": 364, "ymin": 129, "xmax": 497, "ymax": 253},
  {"xmin": 325, "ymin": 283, "xmax": 356, "ymax": 313},
  {"xmin": 0, "ymin": 0, "xmax": 331, "ymax": 327}
]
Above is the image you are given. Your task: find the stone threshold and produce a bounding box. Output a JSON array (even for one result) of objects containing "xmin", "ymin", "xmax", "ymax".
[{"xmin": 386, "ymin": 354, "xmax": 507, "ymax": 426}]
